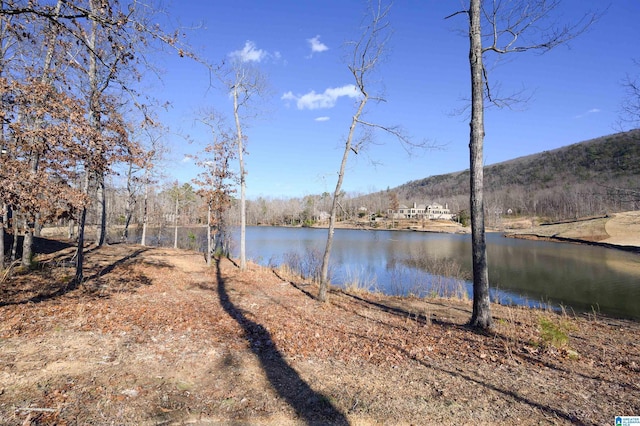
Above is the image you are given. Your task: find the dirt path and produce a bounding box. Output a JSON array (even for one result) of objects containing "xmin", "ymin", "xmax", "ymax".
[
  {"xmin": 1, "ymin": 243, "xmax": 639, "ymax": 425},
  {"xmin": 504, "ymin": 210, "xmax": 640, "ymax": 253},
  {"xmin": 604, "ymin": 211, "xmax": 640, "ymax": 246}
]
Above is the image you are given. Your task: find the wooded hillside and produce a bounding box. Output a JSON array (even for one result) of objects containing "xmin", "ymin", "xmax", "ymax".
[
  {"xmin": 374, "ymin": 129, "xmax": 640, "ymax": 223},
  {"xmin": 86, "ymin": 130, "xmax": 640, "ymax": 234}
]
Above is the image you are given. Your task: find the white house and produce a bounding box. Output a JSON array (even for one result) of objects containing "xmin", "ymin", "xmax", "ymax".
[
  {"xmin": 387, "ymin": 202, "xmax": 453, "ymax": 220},
  {"xmin": 426, "ymin": 203, "xmax": 453, "ymax": 220}
]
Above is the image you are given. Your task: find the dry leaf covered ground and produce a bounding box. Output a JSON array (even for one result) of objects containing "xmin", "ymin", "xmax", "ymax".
[{"xmin": 0, "ymin": 241, "xmax": 639, "ymax": 425}]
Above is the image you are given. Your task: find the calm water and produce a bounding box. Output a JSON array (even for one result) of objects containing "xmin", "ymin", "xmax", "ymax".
[{"xmin": 233, "ymin": 226, "xmax": 640, "ymax": 320}]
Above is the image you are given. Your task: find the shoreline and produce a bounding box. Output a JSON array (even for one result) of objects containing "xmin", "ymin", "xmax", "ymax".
[
  {"xmin": 504, "ymin": 232, "xmax": 640, "ymax": 254},
  {"xmin": 40, "ymin": 211, "xmax": 640, "ymax": 254},
  {"xmin": 318, "ymin": 212, "xmax": 640, "ymax": 253}
]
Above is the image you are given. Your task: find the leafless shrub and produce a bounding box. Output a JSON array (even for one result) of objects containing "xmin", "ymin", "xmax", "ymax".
[
  {"xmin": 342, "ymin": 265, "xmax": 378, "ymax": 294},
  {"xmin": 398, "ymin": 252, "xmax": 470, "ymax": 300},
  {"xmin": 282, "ymin": 247, "xmax": 328, "ymax": 284}
]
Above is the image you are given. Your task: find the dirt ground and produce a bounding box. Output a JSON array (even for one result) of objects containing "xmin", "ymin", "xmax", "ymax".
[
  {"xmin": 1, "ymin": 238, "xmax": 639, "ymax": 425},
  {"xmin": 602, "ymin": 211, "xmax": 640, "ymax": 246},
  {"xmin": 503, "ymin": 211, "xmax": 640, "ymax": 252}
]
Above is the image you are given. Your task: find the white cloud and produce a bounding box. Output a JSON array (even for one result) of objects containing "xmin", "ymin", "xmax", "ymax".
[
  {"xmin": 307, "ymin": 35, "xmax": 329, "ymax": 54},
  {"xmin": 181, "ymin": 155, "xmax": 193, "ymax": 163},
  {"xmin": 315, "ymin": 116, "xmax": 330, "ymax": 122},
  {"xmin": 281, "ymin": 91, "xmax": 296, "ymax": 102},
  {"xmin": 574, "ymin": 108, "xmax": 602, "ymax": 119},
  {"xmin": 281, "ymin": 85, "xmax": 360, "ymax": 110},
  {"xmin": 229, "ymin": 41, "xmax": 267, "ymax": 63}
]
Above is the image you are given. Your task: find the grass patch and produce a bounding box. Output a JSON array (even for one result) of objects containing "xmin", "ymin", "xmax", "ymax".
[
  {"xmin": 342, "ymin": 265, "xmax": 377, "ymax": 294},
  {"xmin": 538, "ymin": 317, "xmax": 569, "ymax": 349}
]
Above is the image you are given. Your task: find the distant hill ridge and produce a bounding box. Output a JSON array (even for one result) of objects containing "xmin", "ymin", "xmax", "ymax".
[{"xmin": 381, "ymin": 129, "xmax": 640, "ymax": 220}]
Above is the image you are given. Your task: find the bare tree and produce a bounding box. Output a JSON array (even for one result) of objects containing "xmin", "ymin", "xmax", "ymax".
[
  {"xmin": 388, "ymin": 191, "xmax": 399, "ymax": 228},
  {"xmin": 318, "ymin": 0, "xmax": 413, "ymax": 302},
  {"xmin": 193, "ymin": 110, "xmax": 237, "ymax": 266},
  {"xmin": 620, "ymin": 60, "xmax": 640, "ymax": 129},
  {"xmin": 135, "ymin": 123, "xmax": 167, "ymax": 246},
  {"xmin": 167, "ymin": 181, "xmax": 195, "ymax": 249},
  {"xmin": 447, "ymin": 0, "xmax": 597, "ymax": 329},
  {"xmin": 219, "ymin": 62, "xmax": 268, "ymax": 271}
]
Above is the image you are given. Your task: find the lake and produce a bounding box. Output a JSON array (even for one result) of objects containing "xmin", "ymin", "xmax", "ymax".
[
  {"xmin": 234, "ymin": 226, "xmax": 640, "ymax": 320},
  {"xmin": 126, "ymin": 225, "xmax": 640, "ymax": 320}
]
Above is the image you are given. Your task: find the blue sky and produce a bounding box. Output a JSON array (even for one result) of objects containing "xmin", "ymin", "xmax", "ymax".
[{"xmin": 150, "ymin": 0, "xmax": 639, "ymax": 199}]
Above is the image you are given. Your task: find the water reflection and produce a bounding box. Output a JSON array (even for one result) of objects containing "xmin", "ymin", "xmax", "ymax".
[{"xmin": 243, "ymin": 227, "xmax": 640, "ymax": 320}]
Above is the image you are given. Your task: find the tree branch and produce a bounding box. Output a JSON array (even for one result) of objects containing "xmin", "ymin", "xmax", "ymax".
[
  {"xmin": 480, "ymin": 0, "xmax": 601, "ymax": 55},
  {"xmin": 444, "ymin": 10, "xmax": 468, "ymax": 20}
]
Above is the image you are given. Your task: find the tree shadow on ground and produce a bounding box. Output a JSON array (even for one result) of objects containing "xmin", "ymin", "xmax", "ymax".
[
  {"xmin": 339, "ymin": 291, "xmax": 468, "ymax": 326},
  {"xmin": 0, "ymin": 246, "xmax": 149, "ymax": 307},
  {"xmin": 416, "ymin": 356, "xmax": 595, "ymax": 425},
  {"xmin": 84, "ymin": 247, "xmax": 149, "ymax": 281},
  {"xmin": 234, "ymin": 265, "xmax": 604, "ymax": 424},
  {"xmin": 215, "ymin": 258, "xmax": 350, "ymax": 425},
  {"xmin": 341, "ymin": 290, "xmax": 640, "ymax": 392},
  {"xmin": 275, "ymin": 279, "xmax": 600, "ymax": 423},
  {"xmin": 315, "ymin": 299, "xmax": 593, "ymax": 424},
  {"xmin": 272, "ymin": 270, "xmax": 318, "ymax": 301},
  {"xmin": 332, "ymin": 292, "xmax": 600, "ymax": 424},
  {"xmin": 3, "ymin": 235, "xmax": 75, "ymax": 259},
  {"xmin": 33, "ymin": 236, "xmax": 75, "ymax": 254}
]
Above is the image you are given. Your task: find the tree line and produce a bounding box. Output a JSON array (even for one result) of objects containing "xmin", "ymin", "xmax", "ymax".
[{"xmin": 90, "ymin": 184, "xmax": 388, "ymax": 237}]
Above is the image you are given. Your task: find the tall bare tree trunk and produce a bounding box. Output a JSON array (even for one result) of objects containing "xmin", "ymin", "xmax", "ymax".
[
  {"xmin": 75, "ymin": 174, "xmax": 90, "ymax": 284},
  {"xmin": 233, "ymin": 84, "xmax": 247, "ymax": 271},
  {"xmin": 206, "ymin": 201, "xmax": 212, "ymax": 266},
  {"xmin": 468, "ymin": 0, "xmax": 492, "ymax": 329},
  {"xmin": 87, "ymin": 0, "xmax": 105, "ymax": 248},
  {"xmin": 319, "ymin": 98, "xmax": 367, "ymax": 302},
  {"xmin": 318, "ymin": 1, "xmax": 394, "ymax": 302},
  {"xmin": 0, "ymin": 203, "xmax": 5, "ymax": 270},
  {"xmin": 141, "ymin": 173, "xmax": 149, "ymax": 246},
  {"xmin": 122, "ymin": 161, "xmax": 135, "ymax": 242},
  {"xmin": 173, "ymin": 196, "xmax": 178, "ymax": 249},
  {"xmin": 75, "ymin": 0, "xmax": 99, "ymax": 283},
  {"xmin": 0, "ymin": 0, "xmax": 6, "ymax": 270},
  {"xmin": 96, "ymin": 173, "xmax": 106, "ymax": 246}
]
